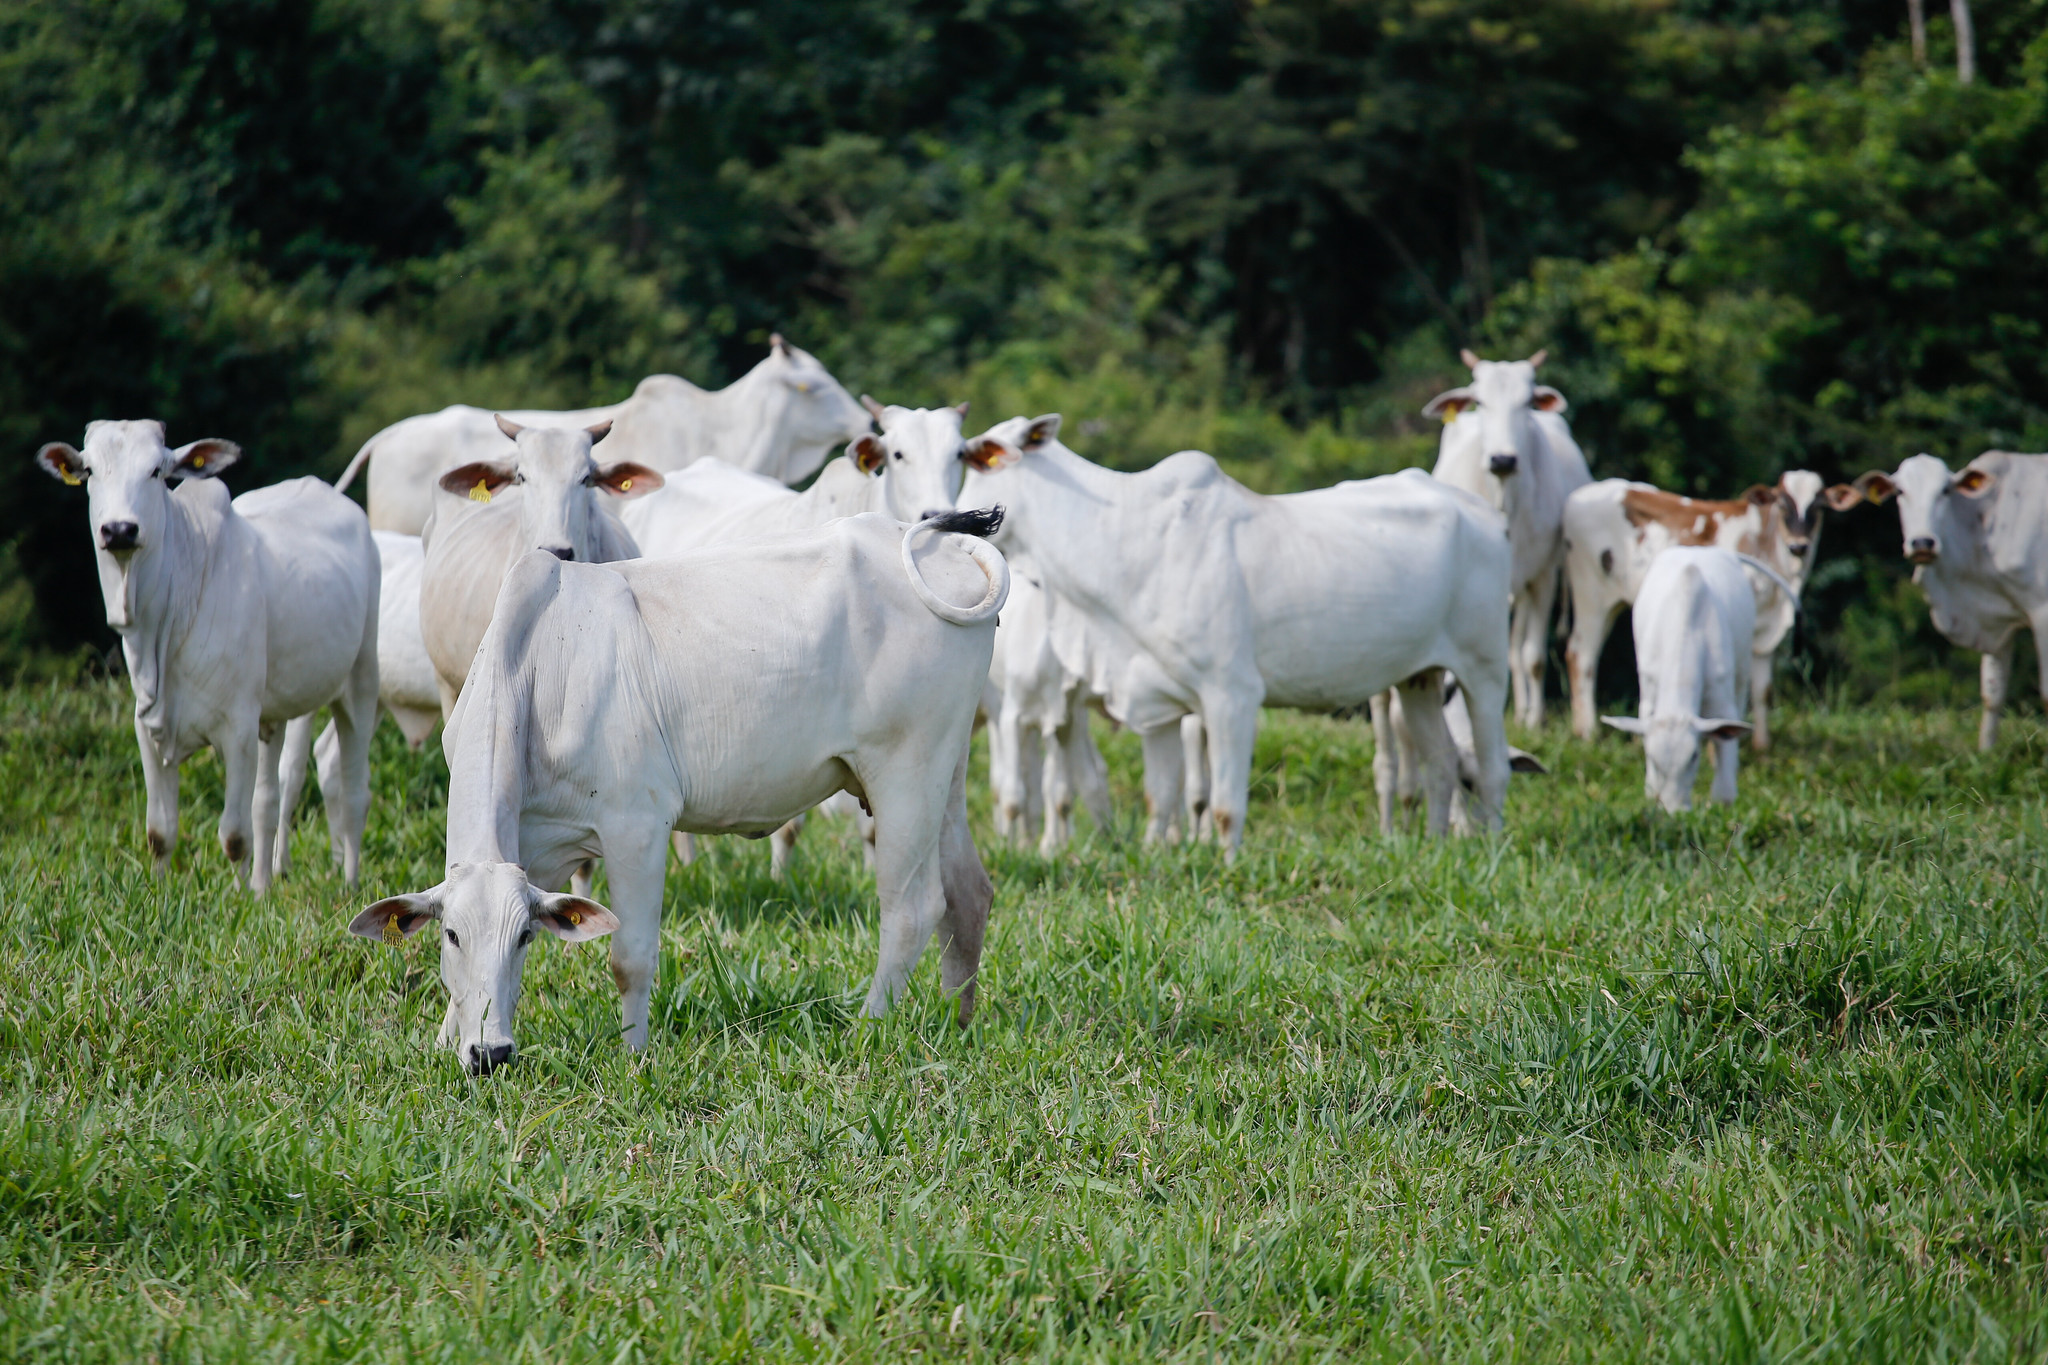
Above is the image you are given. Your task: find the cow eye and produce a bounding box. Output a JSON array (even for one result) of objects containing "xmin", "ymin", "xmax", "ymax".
[
  {"xmin": 443, "ymin": 929, "xmax": 460, "ymax": 949},
  {"xmin": 892, "ymin": 450, "xmax": 904, "ymax": 462},
  {"xmin": 517, "ymin": 927, "xmax": 534, "ymax": 949}
]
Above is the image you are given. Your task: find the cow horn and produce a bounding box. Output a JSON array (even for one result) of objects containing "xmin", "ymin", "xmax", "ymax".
[
  {"xmin": 1528, "ymin": 348, "xmax": 1548, "ymax": 368},
  {"xmin": 494, "ymin": 414, "xmax": 525, "ymax": 441},
  {"xmin": 860, "ymin": 394, "xmax": 888, "ymax": 424}
]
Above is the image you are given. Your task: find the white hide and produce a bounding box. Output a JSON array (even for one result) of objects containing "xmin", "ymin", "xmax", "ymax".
[
  {"xmin": 418, "ymin": 420, "xmax": 660, "ymax": 713},
  {"xmin": 347, "ymin": 513, "xmax": 1006, "ymax": 1073},
  {"xmin": 955, "ymin": 416, "xmax": 1515, "ymax": 851},
  {"xmin": 337, "ymin": 337, "xmax": 869, "ymax": 534},
  {"xmin": 1371, "ymin": 679, "xmax": 1547, "ymax": 835},
  {"xmin": 1601, "ymin": 547, "xmax": 1756, "ymax": 812},
  {"xmin": 1855, "ymin": 451, "xmax": 2048, "ymax": 751},
  {"xmin": 988, "ymin": 569, "xmax": 1112, "ymax": 852},
  {"xmin": 1423, "ymin": 350, "xmax": 1591, "ymax": 728},
  {"xmin": 1563, "ymin": 473, "xmax": 1857, "ymax": 749},
  {"xmin": 35, "ymin": 422, "xmax": 379, "ymax": 893}
]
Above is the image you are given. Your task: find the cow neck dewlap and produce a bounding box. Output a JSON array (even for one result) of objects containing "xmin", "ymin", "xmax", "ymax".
[{"xmin": 121, "ymin": 487, "xmax": 213, "ymax": 754}]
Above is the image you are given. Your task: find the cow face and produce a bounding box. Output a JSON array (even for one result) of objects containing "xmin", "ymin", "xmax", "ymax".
[
  {"xmin": 35, "ymin": 419, "xmax": 241, "ymax": 629},
  {"xmin": 846, "ymin": 400, "xmax": 975, "ymax": 523},
  {"xmin": 439, "ymin": 418, "xmax": 661, "ymax": 561},
  {"xmin": 1421, "ymin": 349, "xmax": 1566, "ymax": 491},
  {"xmin": 1602, "ymin": 714, "xmax": 1752, "ymax": 812},
  {"xmin": 1856, "ymin": 453, "xmax": 1993, "ymax": 566},
  {"xmin": 763, "ymin": 335, "xmax": 871, "ymax": 449},
  {"xmin": 350, "ymin": 862, "xmax": 617, "ymax": 1075}
]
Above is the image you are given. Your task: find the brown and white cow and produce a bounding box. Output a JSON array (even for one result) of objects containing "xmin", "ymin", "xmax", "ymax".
[{"xmin": 1563, "ymin": 472, "xmax": 1859, "ymax": 749}]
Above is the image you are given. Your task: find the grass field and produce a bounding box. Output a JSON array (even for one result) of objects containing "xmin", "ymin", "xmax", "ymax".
[{"xmin": 1, "ymin": 677, "xmax": 2044, "ymax": 1362}]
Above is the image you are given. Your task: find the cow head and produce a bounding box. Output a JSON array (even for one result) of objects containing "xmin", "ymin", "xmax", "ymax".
[
  {"xmin": 1853, "ymin": 453, "xmax": 1994, "ymax": 566},
  {"xmin": 439, "ymin": 417, "xmax": 662, "ymax": 561},
  {"xmin": 36, "ymin": 419, "xmax": 241, "ymax": 629},
  {"xmin": 1422, "ymin": 349, "xmax": 1566, "ymax": 485},
  {"xmin": 1601, "ymin": 713, "xmax": 1752, "ymax": 812},
  {"xmin": 760, "ymin": 333, "xmax": 871, "ymax": 451},
  {"xmin": 846, "ymin": 399, "xmax": 979, "ymax": 522},
  {"xmin": 350, "ymin": 861, "xmax": 618, "ymax": 1076}
]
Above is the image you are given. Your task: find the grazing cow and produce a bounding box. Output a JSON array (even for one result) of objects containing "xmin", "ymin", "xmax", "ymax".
[
  {"xmin": 1423, "ymin": 349, "xmax": 1591, "ymax": 728},
  {"xmin": 1853, "ymin": 451, "xmax": 2048, "ymax": 750},
  {"xmin": 1371, "ymin": 679, "xmax": 1548, "ymax": 835},
  {"xmin": 336, "ymin": 336, "xmax": 868, "ymax": 535},
  {"xmin": 418, "ymin": 417, "xmax": 661, "ymax": 714},
  {"xmin": 951, "ymin": 415, "xmax": 1514, "ymax": 850},
  {"xmin": 1601, "ymin": 547, "xmax": 1756, "ymax": 811},
  {"xmin": 1564, "ymin": 473, "xmax": 1860, "ymax": 748},
  {"xmin": 348, "ymin": 510, "xmax": 1008, "ymax": 1073},
  {"xmin": 36, "ymin": 421, "xmax": 379, "ymax": 892}
]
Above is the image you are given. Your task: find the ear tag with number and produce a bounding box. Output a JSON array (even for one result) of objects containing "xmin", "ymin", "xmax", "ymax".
[
  {"xmin": 471, "ymin": 480, "xmax": 492, "ymax": 503},
  {"xmin": 382, "ymin": 915, "xmax": 404, "ymax": 946}
]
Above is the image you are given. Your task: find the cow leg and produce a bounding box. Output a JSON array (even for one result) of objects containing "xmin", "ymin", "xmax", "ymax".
[
  {"xmin": 936, "ymin": 751, "xmax": 992, "ymax": 1025},
  {"xmin": 1709, "ymin": 735, "xmax": 1742, "ymax": 805},
  {"xmin": 1513, "ymin": 570, "xmax": 1561, "ymax": 731},
  {"xmin": 1568, "ymin": 596, "xmax": 1625, "ymax": 741},
  {"xmin": 670, "ymin": 830, "xmax": 696, "ymax": 867},
  {"xmin": 1138, "ymin": 723, "xmax": 1186, "ymax": 843},
  {"xmin": 988, "ymin": 696, "xmax": 1025, "ymax": 843},
  {"xmin": 134, "ymin": 716, "xmax": 181, "ymax": 872},
  {"xmin": 863, "ymin": 764, "xmax": 954, "ymax": 1017},
  {"xmin": 1199, "ymin": 691, "xmax": 1261, "ymax": 857},
  {"xmin": 1458, "ymin": 671, "xmax": 1511, "ymax": 832},
  {"xmin": 1749, "ymin": 651, "xmax": 1776, "ymax": 753},
  {"xmin": 1065, "ymin": 696, "xmax": 1114, "ymax": 837},
  {"xmin": 313, "ymin": 719, "xmax": 344, "ymax": 860},
  {"xmin": 770, "ymin": 814, "xmax": 805, "ymax": 879},
  {"xmin": 1368, "ymin": 691, "xmax": 1399, "ymax": 836},
  {"xmin": 1980, "ymin": 641, "xmax": 2015, "ymax": 752},
  {"xmin": 1039, "ymin": 719, "xmax": 1073, "ymax": 855},
  {"xmin": 1181, "ymin": 713, "xmax": 1211, "ymax": 841},
  {"xmin": 602, "ymin": 834, "xmax": 670, "ymax": 1051},
  {"xmin": 1394, "ymin": 672, "xmax": 1457, "ymax": 836},
  {"xmin": 242, "ymin": 724, "xmax": 278, "ymax": 896},
  {"xmin": 327, "ymin": 648, "xmax": 379, "ymax": 886},
  {"xmin": 273, "ymin": 713, "xmax": 317, "ymax": 879},
  {"xmin": 571, "ymin": 860, "xmax": 595, "ymax": 899}
]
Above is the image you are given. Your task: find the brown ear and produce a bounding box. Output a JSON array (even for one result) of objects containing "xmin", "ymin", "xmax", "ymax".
[
  {"xmin": 439, "ymin": 461, "xmax": 518, "ymax": 501},
  {"xmin": 36, "ymin": 442, "xmax": 85, "ymax": 485},
  {"xmin": 585, "ymin": 419, "xmax": 614, "ymax": 445},
  {"xmin": 1742, "ymin": 484, "xmax": 1777, "ymax": 507},
  {"xmin": 594, "ymin": 462, "xmax": 661, "ymax": 498},
  {"xmin": 1019, "ymin": 414, "xmax": 1061, "ymax": 451},
  {"xmin": 534, "ymin": 893, "xmax": 620, "ymax": 942},
  {"xmin": 962, "ymin": 437, "xmax": 1018, "ymax": 473},
  {"xmin": 860, "ymin": 394, "xmax": 887, "ymax": 424},
  {"xmin": 851, "ymin": 434, "xmax": 888, "ymax": 475},
  {"xmin": 1852, "ymin": 471, "xmax": 1898, "ymax": 504},
  {"xmin": 1821, "ymin": 483, "xmax": 1863, "ymax": 512},
  {"xmin": 494, "ymin": 414, "xmax": 524, "ymax": 442},
  {"xmin": 348, "ymin": 893, "xmax": 439, "ymax": 944},
  {"xmin": 171, "ymin": 438, "xmax": 241, "ymax": 479},
  {"xmin": 1953, "ymin": 467, "xmax": 1995, "ymax": 497},
  {"xmin": 1532, "ymin": 386, "xmax": 1568, "ymax": 414},
  {"xmin": 1422, "ymin": 388, "xmax": 1476, "ymax": 421}
]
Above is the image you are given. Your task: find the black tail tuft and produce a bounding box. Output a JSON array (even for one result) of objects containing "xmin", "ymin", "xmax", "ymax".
[{"xmin": 921, "ymin": 506, "xmax": 1004, "ymax": 538}]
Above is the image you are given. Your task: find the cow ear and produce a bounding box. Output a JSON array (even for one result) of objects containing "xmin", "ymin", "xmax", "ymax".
[
  {"xmin": 36, "ymin": 442, "xmax": 85, "ymax": 486},
  {"xmin": 585, "ymin": 419, "xmax": 614, "ymax": 446},
  {"xmin": 1532, "ymin": 386, "xmax": 1568, "ymax": 414},
  {"xmin": 594, "ymin": 462, "xmax": 661, "ymax": 498},
  {"xmin": 962, "ymin": 436, "xmax": 1019, "ymax": 473},
  {"xmin": 439, "ymin": 461, "xmax": 518, "ymax": 502},
  {"xmin": 1742, "ymin": 484, "xmax": 1776, "ymax": 507},
  {"xmin": 494, "ymin": 414, "xmax": 525, "ymax": 442},
  {"xmin": 1852, "ymin": 471, "xmax": 1898, "ymax": 504},
  {"xmin": 1693, "ymin": 718, "xmax": 1753, "ymax": 741},
  {"xmin": 171, "ymin": 438, "xmax": 240, "ymax": 480},
  {"xmin": 1422, "ymin": 388, "xmax": 1476, "ymax": 422},
  {"xmin": 1953, "ymin": 467, "xmax": 1995, "ymax": 498},
  {"xmin": 533, "ymin": 894, "xmax": 620, "ymax": 943},
  {"xmin": 349, "ymin": 892, "xmax": 440, "ymax": 944},
  {"xmin": 1601, "ymin": 716, "xmax": 1647, "ymax": 735},
  {"xmin": 851, "ymin": 434, "xmax": 888, "ymax": 475},
  {"xmin": 1020, "ymin": 414, "xmax": 1061, "ymax": 451},
  {"xmin": 1508, "ymin": 750, "xmax": 1549, "ymax": 775},
  {"xmin": 1822, "ymin": 483, "xmax": 1863, "ymax": 512}
]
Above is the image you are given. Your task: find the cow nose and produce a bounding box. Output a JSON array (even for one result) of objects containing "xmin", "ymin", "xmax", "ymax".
[
  {"xmin": 1488, "ymin": 454, "xmax": 1518, "ymax": 476},
  {"xmin": 544, "ymin": 546, "xmax": 574, "ymax": 561},
  {"xmin": 99, "ymin": 521, "xmax": 140, "ymax": 552},
  {"xmin": 1788, "ymin": 541, "xmax": 1809, "ymax": 558},
  {"xmin": 467, "ymin": 1041, "xmax": 515, "ymax": 1075},
  {"xmin": 1908, "ymin": 537, "xmax": 1938, "ymax": 563}
]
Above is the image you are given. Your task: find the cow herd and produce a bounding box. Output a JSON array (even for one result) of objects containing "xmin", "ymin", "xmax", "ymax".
[{"xmin": 36, "ymin": 341, "xmax": 2048, "ymax": 1072}]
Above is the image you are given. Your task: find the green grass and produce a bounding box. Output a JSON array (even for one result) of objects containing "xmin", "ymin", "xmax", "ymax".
[{"xmin": 1, "ymin": 679, "xmax": 2045, "ymax": 1362}]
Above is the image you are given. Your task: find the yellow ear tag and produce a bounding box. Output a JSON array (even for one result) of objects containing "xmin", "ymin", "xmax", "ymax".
[
  {"xmin": 382, "ymin": 915, "xmax": 404, "ymax": 946},
  {"xmin": 190, "ymin": 455, "xmax": 204, "ymax": 469},
  {"xmin": 1441, "ymin": 408, "xmax": 1457, "ymax": 425},
  {"xmin": 470, "ymin": 480, "xmax": 492, "ymax": 503},
  {"xmin": 618, "ymin": 478, "xmax": 631, "ymax": 492},
  {"xmin": 60, "ymin": 470, "xmax": 81, "ymax": 487},
  {"xmin": 567, "ymin": 909, "xmax": 583, "ymax": 927}
]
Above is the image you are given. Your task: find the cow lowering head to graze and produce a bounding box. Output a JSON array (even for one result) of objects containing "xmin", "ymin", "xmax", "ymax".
[
  {"xmin": 1422, "ymin": 350, "xmax": 1591, "ymax": 729},
  {"xmin": 1853, "ymin": 451, "xmax": 2048, "ymax": 751},
  {"xmin": 1562, "ymin": 472, "xmax": 1861, "ymax": 749},
  {"xmin": 36, "ymin": 421, "xmax": 380, "ymax": 893},
  {"xmin": 351, "ymin": 510, "xmax": 1008, "ymax": 1074},
  {"xmin": 1602, "ymin": 547, "xmax": 1756, "ymax": 812}
]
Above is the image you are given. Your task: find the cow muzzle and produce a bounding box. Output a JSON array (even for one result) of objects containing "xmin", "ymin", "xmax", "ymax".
[
  {"xmin": 1488, "ymin": 454, "xmax": 1519, "ymax": 477},
  {"xmin": 466, "ymin": 1040, "xmax": 516, "ymax": 1075},
  {"xmin": 543, "ymin": 546, "xmax": 575, "ymax": 562},
  {"xmin": 1908, "ymin": 537, "xmax": 1938, "ymax": 564},
  {"xmin": 1788, "ymin": 540, "xmax": 1810, "ymax": 558},
  {"xmin": 100, "ymin": 521, "xmax": 140, "ymax": 552}
]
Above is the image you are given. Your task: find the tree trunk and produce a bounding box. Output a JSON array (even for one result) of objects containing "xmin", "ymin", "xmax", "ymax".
[
  {"xmin": 1457, "ymin": 152, "xmax": 1492, "ymax": 324},
  {"xmin": 1951, "ymin": 0, "xmax": 1975, "ymax": 83},
  {"xmin": 1908, "ymin": 0, "xmax": 1927, "ymax": 66}
]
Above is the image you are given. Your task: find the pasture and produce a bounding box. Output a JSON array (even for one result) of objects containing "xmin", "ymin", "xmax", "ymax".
[{"xmin": 2, "ymin": 677, "xmax": 2045, "ymax": 1361}]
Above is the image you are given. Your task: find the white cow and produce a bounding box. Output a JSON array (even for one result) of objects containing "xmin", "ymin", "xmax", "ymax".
[
  {"xmin": 359, "ymin": 531, "xmax": 442, "ymax": 748},
  {"xmin": 418, "ymin": 417, "xmax": 661, "ymax": 714},
  {"xmin": 1423, "ymin": 349, "xmax": 1591, "ymax": 727},
  {"xmin": 949, "ymin": 415, "xmax": 1514, "ymax": 850},
  {"xmin": 348, "ymin": 510, "xmax": 1008, "ymax": 1073},
  {"xmin": 36, "ymin": 421, "xmax": 379, "ymax": 892},
  {"xmin": 1370, "ymin": 680, "xmax": 1548, "ymax": 835},
  {"xmin": 1853, "ymin": 451, "xmax": 2048, "ymax": 750},
  {"xmin": 987, "ymin": 570, "xmax": 1113, "ymax": 852},
  {"xmin": 1601, "ymin": 546, "xmax": 1756, "ymax": 811},
  {"xmin": 336, "ymin": 336, "xmax": 868, "ymax": 535},
  {"xmin": 1563, "ymin": 473, "xmax": 1859, "ymax": 748}
]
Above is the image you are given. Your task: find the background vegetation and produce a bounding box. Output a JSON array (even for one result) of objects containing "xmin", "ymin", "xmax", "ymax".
[{"xmin": 3, "ymin": 0, "xmax": 2045, "ymax": 705}]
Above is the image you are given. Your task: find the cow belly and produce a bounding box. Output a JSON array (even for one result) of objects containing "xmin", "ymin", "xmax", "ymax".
[{"xmin": 673, "ymin": 755, "xmax": 859, "ymax": 833}]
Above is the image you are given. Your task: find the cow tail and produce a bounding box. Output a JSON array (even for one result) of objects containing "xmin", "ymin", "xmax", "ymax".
[
  {"xmin": 902, "ymin": 509, "xmax": 1010, "ymax": 626},
  {"xmin": 333, "ymin": 430, "xmax": 381, "ymax": 494},
  {"xmin": 1734, "ymin": 553, "xmax": 1800, "ymax": 612}
]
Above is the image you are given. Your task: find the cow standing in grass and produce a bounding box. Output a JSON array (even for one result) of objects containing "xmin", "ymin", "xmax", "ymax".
[
  {"xmin": 36, "ymin": 421, "xmax": 379, "ymax": 892},
  {"xmin": 1854, "ymin": 452, "xmax": 2048, "ymax": 751}
]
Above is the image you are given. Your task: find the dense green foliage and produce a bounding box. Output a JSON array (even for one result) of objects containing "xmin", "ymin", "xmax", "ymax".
[
  {"xmin": 2, "ymin": 0, "xmax": 2046, "ymax": 703},
  {"xmin": 1, "ymin": 683, "xmax": 2044, "ymax": 1358}
]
